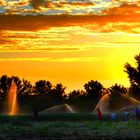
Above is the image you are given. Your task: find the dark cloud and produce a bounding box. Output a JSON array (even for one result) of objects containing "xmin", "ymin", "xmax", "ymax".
[
  {"xmin": 0, "ymin": 13, "xmax": 140, "ymax": 33},
  {"xmin": 29, "ymin": 0, "xmax": 94, "ymax": 9},
  {"xmin": 29, "ymin": 0, "xmax": 54, "ymax": 9}
]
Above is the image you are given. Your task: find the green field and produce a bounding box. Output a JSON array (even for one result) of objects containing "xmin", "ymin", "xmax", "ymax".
[{"xmin": 0, "ymin": 113, "xmax": 139, "ymax": 139}]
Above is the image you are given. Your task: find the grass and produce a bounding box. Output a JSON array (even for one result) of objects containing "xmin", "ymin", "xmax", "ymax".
[{"xmin": 0, "ymin": 113, "xmax": 139, "ymax": 139}]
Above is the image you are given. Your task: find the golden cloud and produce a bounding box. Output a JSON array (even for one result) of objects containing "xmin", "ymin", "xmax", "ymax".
[
  {"xmin": 0, "ymin": 25, "xmax": 140, "ymax": 54},
  {"xmin": 18, "ymin": 0, "xmax": 30, "ymax": 6},
  {"xmin": 0, "ymin": 56, "xmax": 106, "ymax": 62}
]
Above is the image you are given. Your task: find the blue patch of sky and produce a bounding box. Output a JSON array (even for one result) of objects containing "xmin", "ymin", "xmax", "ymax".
[
  {"xmin": 0, "ymin": 0, "xmax": 129, "ymax": 15},
  {"xmin": 0, "ymin": 6, "xmax": 7, "ymax": 13},
  {"xmin": 17, "ymin": 5, "xmax": 33, "ymax": 11},
  {"xmin": 71, "ymin": 9, "xmax": 88, "ymax": 14},
  {"xmin": 40, "ymin": 9, "xmax": 67, "ymax": 15},
  {"xmin": 104, "ymin": 0, "xmax": 111, "ymax": 2}
]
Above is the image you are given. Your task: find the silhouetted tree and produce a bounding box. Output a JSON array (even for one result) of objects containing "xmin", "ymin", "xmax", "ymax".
[
  {"xmin": 68, "ymin": 88, "xmax": 100, "ymax": 112},
  {"xmin": 0, "ymin": 75, "xmax": 30, "ymax": 100},
  {"xmin": 0, "ymin": 75, "xmax": 11, "ymax": 100},
  {"xmin": 124, "ymin": 54, "xmax": 140, "ymax": 99},
  {"xmin": 84, "ymin": 80, "xmax": 104, "ymax": 100},
  {"xmin": 32, "ymin": 81, "xmax": 67, "ymax": 111},
  {"xmin": 51, "ymin": 83, "xmax": 66, "ymax": 104},
  {"xmin": 0, "ymin": 75, "xmax": 33, "ymax": 113},
  {"xmin": 16, "ymin": 78, "xmax": 33, "ymax": 107},
  {"xmin": 34, "ymin": 80, "xmax": 52, "ymax": 95},
  {"xmin": 68, "ymin": 90, "xmax": 87, "ymax": 102},
  {"xmin": 11, "ymin": 76, "xmax": 32, "ymax": 96},
  {"xmin": 109, "ymin": 84, "xmax": 127, "ymax": 95},
  {"xmin": 21, "ymin": 79, "xmax": 33, "ymax": 95},
  {"xmin": 68, "ymin": 90, "xmax": 81, "ymax": 101},
  {"xmin": 109, "ymin": 84, "xmax": 128, "ymax": 110}
]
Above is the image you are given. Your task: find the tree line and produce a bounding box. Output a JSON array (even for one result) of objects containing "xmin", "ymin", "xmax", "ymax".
[{"xmin": 0, "ymin": 53, "xmax": 140, "ymax": 113}]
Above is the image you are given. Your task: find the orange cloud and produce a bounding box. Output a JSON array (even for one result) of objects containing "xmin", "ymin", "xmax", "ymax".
[
  {"xmin": 0, "ymin": 14, "xmax": 140, "ymax": 32},
  {"xmin": 113, "ymin": 0, "xmax": 140, "ymax": 3},
  {"xmin": 0, "ymin": 0, "xmax": 6, "ymax": 6},
  {"xmin": 0, "ymin": 38, "xmax": 16, "ymax": 45},
  {"xmin": 103, "ymin": 3, "xmax": 140, "ymax": 15},
  {"xmin": 0, "ymin": 56, "xmax": 106, "ymax": 62}
]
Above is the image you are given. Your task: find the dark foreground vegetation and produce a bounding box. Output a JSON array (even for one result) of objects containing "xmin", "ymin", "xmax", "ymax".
[{"xmin": 0, "ymin": 113, "xmax": 140, "ymax": 140}]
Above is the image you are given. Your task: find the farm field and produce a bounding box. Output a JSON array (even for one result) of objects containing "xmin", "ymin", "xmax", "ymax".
[{"xmin": 0, "ymin": 113, "xmax": 139, "ymax": 140}]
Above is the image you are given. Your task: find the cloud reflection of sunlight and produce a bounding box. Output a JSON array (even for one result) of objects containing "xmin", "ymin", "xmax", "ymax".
[{"xmin": 0, "ymin": 13, "xmax": 140, "ymax": 91}]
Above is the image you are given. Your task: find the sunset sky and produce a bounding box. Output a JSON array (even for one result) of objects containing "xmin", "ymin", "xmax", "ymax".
[{"xmin": 0, "ymin": 0, "xmax": 140, "ymax": 92}]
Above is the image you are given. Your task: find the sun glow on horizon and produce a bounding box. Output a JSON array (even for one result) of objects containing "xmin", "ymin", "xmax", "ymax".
[{"xmin": 0, "ymin": 29, "xmax": 139, "ymax": 91}]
